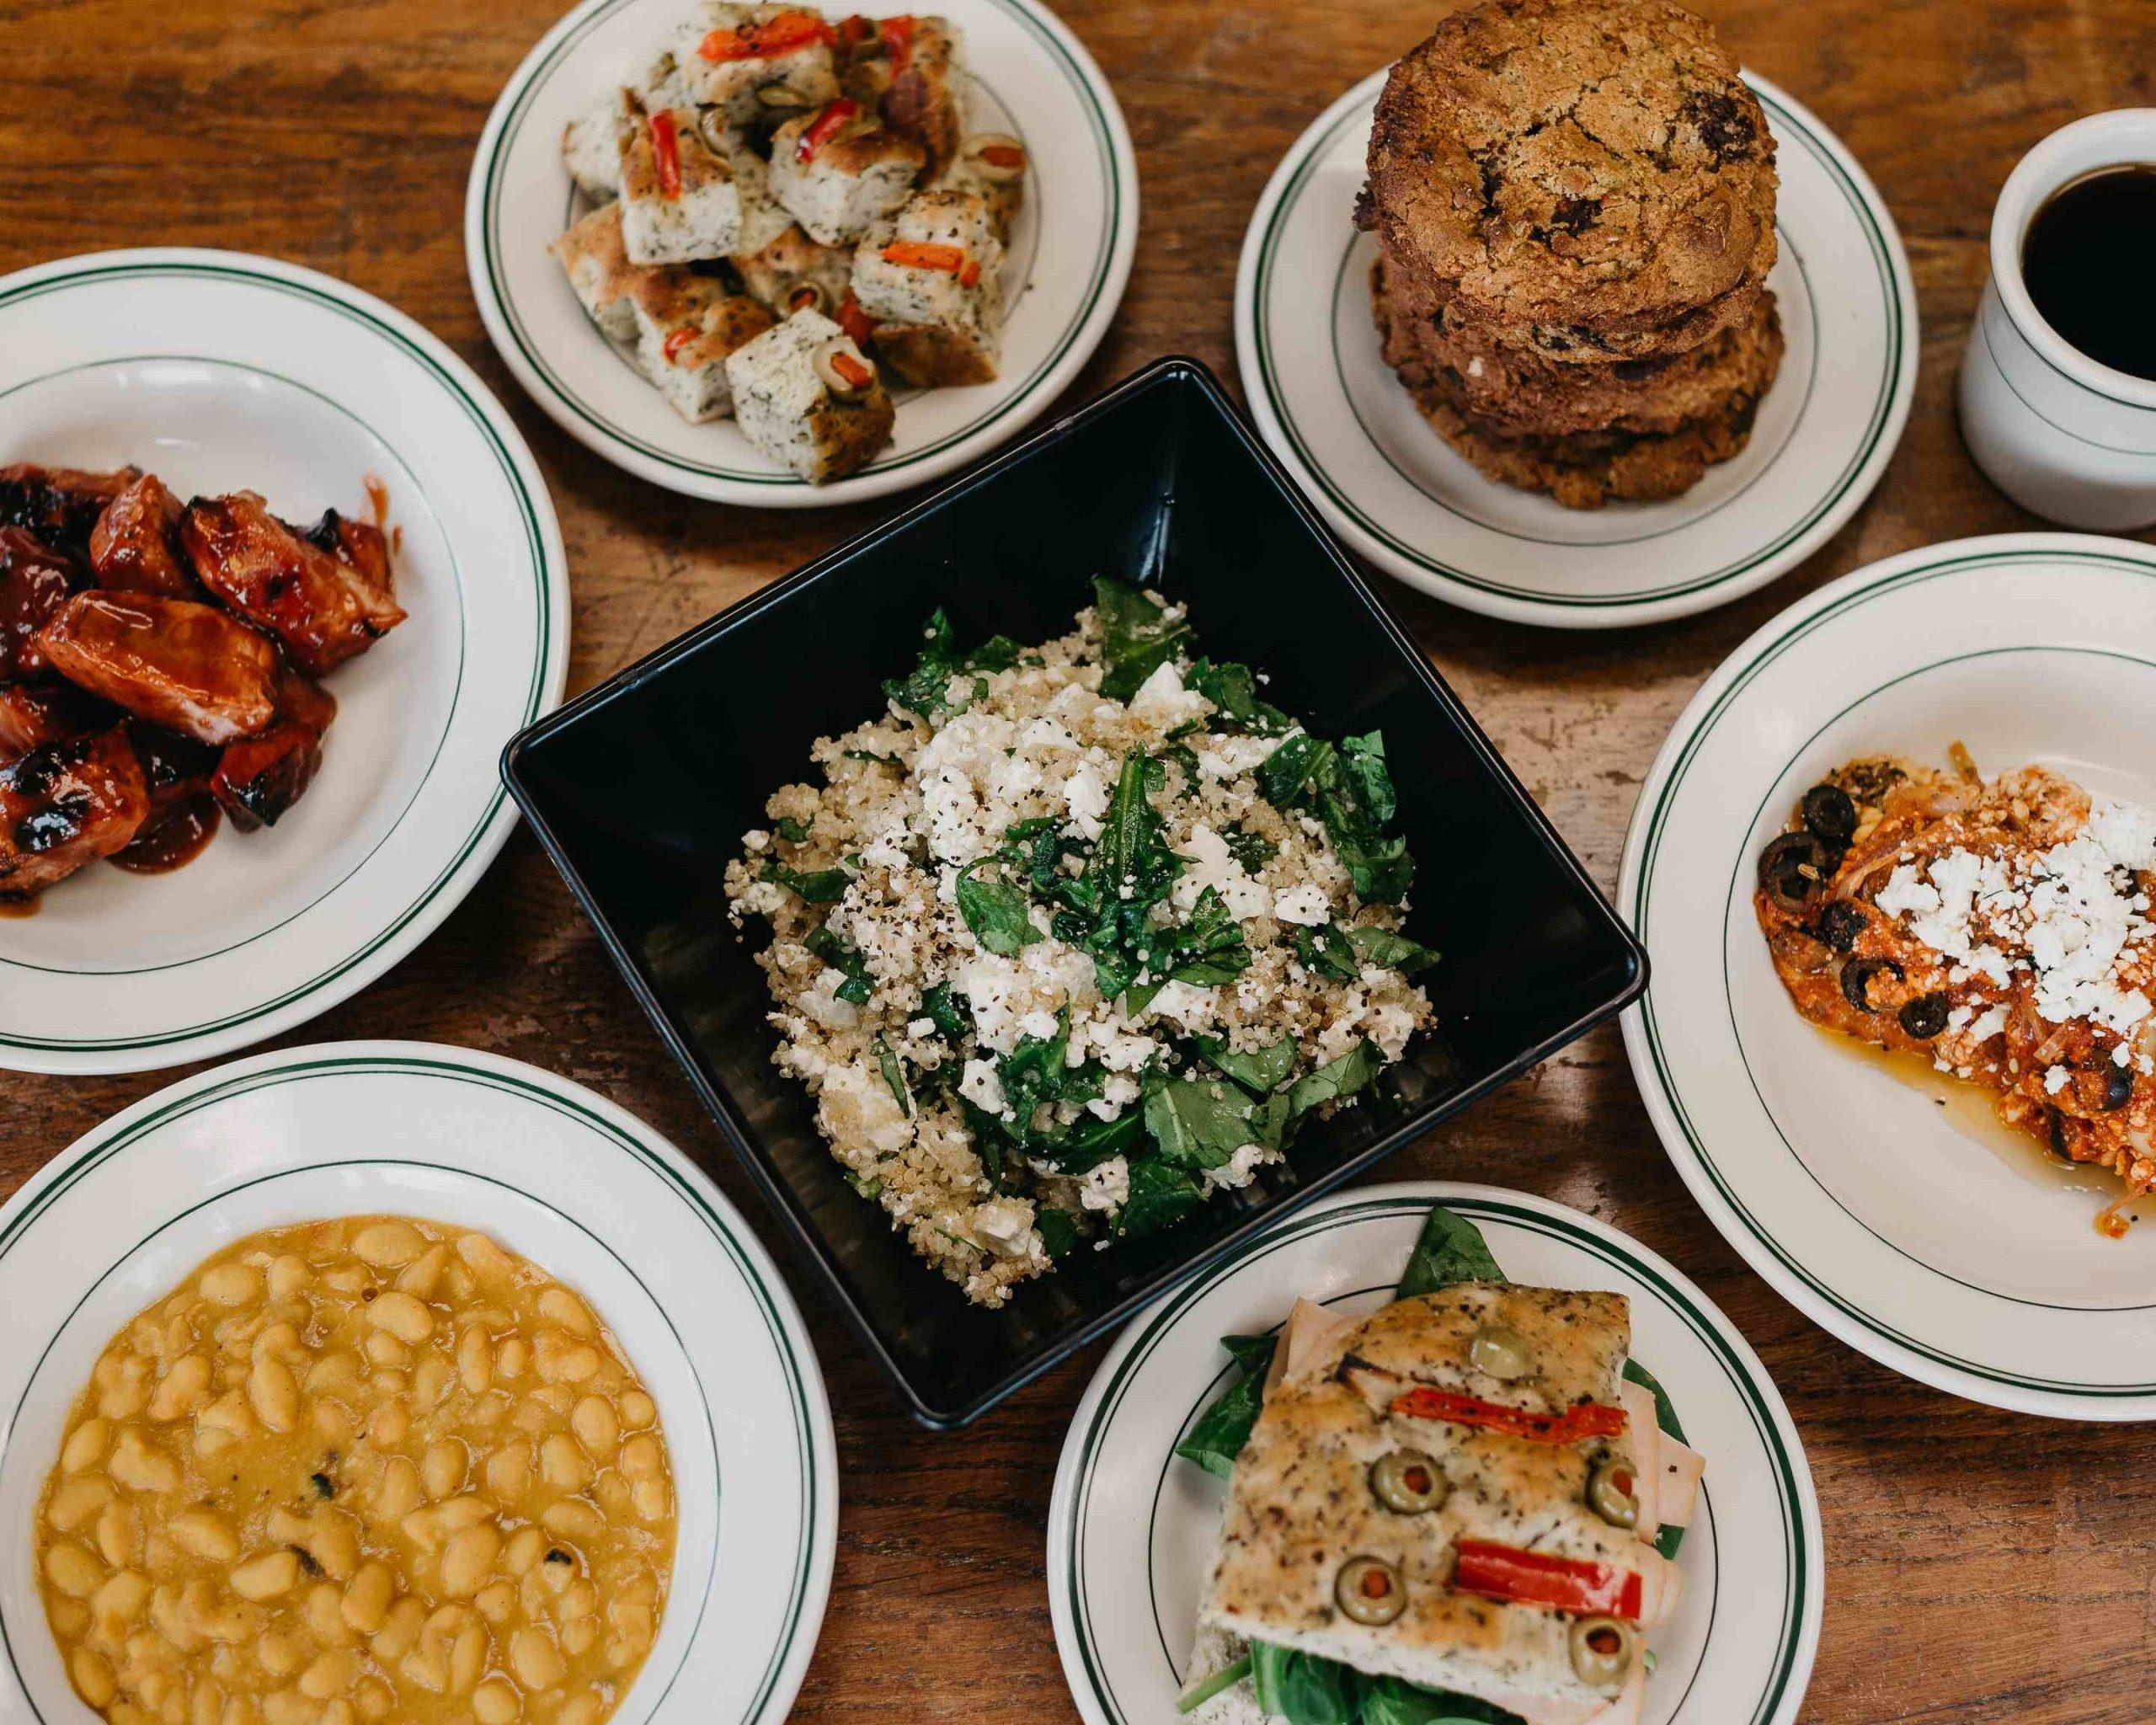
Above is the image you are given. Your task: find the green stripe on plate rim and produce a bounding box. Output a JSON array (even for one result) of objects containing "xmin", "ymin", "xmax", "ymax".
[
  {"xmin": 480, "ymin": 0, "xmax": 1120, "ymax": 483},
  {"xmin": 0, "ymin": 1053, "xmax": 819, "ymax": 1725},
  {"xmin": 0, "ymin": 259, "xmax": 556, "ymax": 1052},
  {"xmin": 1065, "ymin": 1194, "xmax": 1810, "ymax": 1725},
  {"xmin": 1251, "ymin": 82, "xmax": 1903, "ymax": 606},
  {"xmin": 1721, "ymin": 642, "xmax": 2156, "ymax": 1317},
  {"xmin": 1630, "ymin": 542, "xmax": 2156, "ymax": 1396}
]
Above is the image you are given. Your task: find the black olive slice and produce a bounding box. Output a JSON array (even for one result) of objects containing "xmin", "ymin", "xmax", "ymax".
[
  {"xmin": 1897, "ymin": 993, "xmax": 1950, "ymax": 1039},
  {"xmin": 1840, "ymin": 956, "xmax": 1903, "ymax": 1012},
  {"xmin": 2102, "ymin": 1060, "xmax": 2135, "ymax": 1113},
  {"xmin": 1801, "ymin": 784, "xmax": 1858, "ymax": 847},
  {"xmin": 1758, "ymin": 832, "xmax": 1829, "ymax": 912},
  {"xmin": 1814, "ymin": 901, "xmax": 1866, "ymax": 953}
]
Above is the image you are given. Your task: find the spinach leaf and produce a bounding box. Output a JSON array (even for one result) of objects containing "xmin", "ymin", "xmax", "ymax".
[
  {"xmin": 1223, "ymin": 825, "xmax": 1277, "ymax": 872},
  {"xmin": 843, "ymin": 748, "xmax": 903, "ymax": 766},
  {"xmin": 1256, "ymin": 729, "xmax": 1330, "ymax": 807},
  {"xmin": 1296, "ymin": 923, "xmax": 1362, "ymax": 982},
  {"xmin": 1253, "ymin": 730, "xmax": 1416, "ymax": 906},
  {"xmin": 1187, "ymin": 658, "xmax": 1293, "ymax": 735},
  {"xmin": 1093, "ymin": 576, "xmax": 1193, "ymax": 701},
  {"xmin": 1348, "ymin": 924, "xmax": 1440, "ymax": 976},
  {"xmin": 882, "ymin": 607, "xmax": 1025, "ymax": 720},
  {"xmin": 1036, "ymin": 1206, "xmax": 1079, "ymax": 1260},
  {"xmin": 1286, "ymin": 1038, "xmax": 1383, "ymax": 1122},
  {"xmin": 804, "ymin": 922, "xmax": 873, "ymax": 1005},
  {"xmin": 1197, "ymin": 1034, "xmax": 1297, "ymax": 1096},
  {"xmin": 1251, "ymin": 1643, "xmax": 1363, "ymax": 1725},
  {"xmin": 763, "ymin": 860, "xmax": 854, "ymax": 904},
  {"xmin": 874, "ymin": 1039, "xmax": 910, "ymax": 1116},
  {"xmin": 1051, "ymin": 748, "xmax": 1182, "ymax": 1002},
  {"xmin": 773, "ymin": 814, "xmax": 813, "ymax": 842},
  {"xmin": 1360, "ymin": 1678, "xmax": 1524, "ymax": 1725},
  {"xmin": 1171, "ymin": 1332, "xmax": 1277, "ymax": 1480},
  {"xmin": 1396, "ymin": 1205, "xmax": 1504, "ymax": 1297},
  {"xmin": 1145, "ymin": 1077, "xmax": 1260, "ymax": 1172},
  {"xmin": 1155, "ymin": 887, "xmax": 1251, "ymax": 988},
  {"xmin": 920, "ymin": 983, "xmax": 968, "ymax": 1039},
  {"xmin": 1113, "ymin": 1157, "xmax": 1206, "ymax": 1236},
  {"xmin": 1176, "ymin": 1653, "xmax": 1254, "ymax": 1715},
  {"xmin": 955, "ymin": 863, "xmax": 1042, "ymax": 957}
]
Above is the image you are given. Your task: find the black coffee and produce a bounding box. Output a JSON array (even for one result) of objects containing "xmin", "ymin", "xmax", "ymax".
[{"xmin": 2020, "ymin": 164, "xmax": 2156, "ymax": 382}]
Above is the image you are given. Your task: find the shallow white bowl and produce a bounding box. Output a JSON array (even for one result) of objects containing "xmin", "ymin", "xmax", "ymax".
[
  {"xmin": 0, "ymin": 1041, "xmax": 837, "ymax": 1723},
  {"xmin": 0, "ymin": 249, "xmax": 570, "ymax": 1074},
  {"xmin": 1620, "ymin": 532, "xmax": 2156, "ymax": 1417},
  {"xmin": 1048, "ymin": 1182, "xmax": 1822, "ymax": 1725},
  {"xmin": 465, "ymin": 0, "xmax": 1138, "ymax": 506}
]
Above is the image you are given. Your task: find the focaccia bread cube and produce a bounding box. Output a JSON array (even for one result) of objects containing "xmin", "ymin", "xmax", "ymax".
[
  {"xmin": 936, "ymin": 131, "xmax": 1027, "ymax": 239},
  {"xmin": 631, "ymin": 273, "xmax": 778, "ymax": 422},
  {"xmin": 551, "ymin": 202, "xmax": 644, "ymax": 344},
  {"xmin": 767, "ymin": 100, "xmax": 926, "ymax": 245},
  {"xmin": 619, "ymin": 105, "xmax": 747, "ymax": 264},
  {"xmin": 723, "ymin": 305, "xmax": 894, "ymax": 482},
  {"xmin": 674, "ymin": 3, "xmax": 840, "ymax": 125},
  {"xmin": 732, "ymin": 223, "xmax": 857, "ymax": 319},
  {"xmin": 562, "ymin": 87, "xmax": 638, "ymax": 204},
  {"xmin": 851, "ymin": 187, "xmax": 1003, "ymax": 384},
  {"xmin": 837, "ymin": 13, "xmax": 969, "ymax": 177}
]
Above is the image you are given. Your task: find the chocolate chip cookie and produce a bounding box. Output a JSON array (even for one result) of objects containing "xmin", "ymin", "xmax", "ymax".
[{"xmin": 1360, "ymin": 0, "xmax": 1779, "ymax": 361}]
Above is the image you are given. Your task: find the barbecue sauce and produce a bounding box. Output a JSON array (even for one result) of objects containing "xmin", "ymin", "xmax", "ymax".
[{"xmin": 2020, "ymin": 166, "xmax": 2156, "ymax": 381}]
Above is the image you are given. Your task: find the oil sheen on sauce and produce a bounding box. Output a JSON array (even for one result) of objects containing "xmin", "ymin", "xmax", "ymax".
[{"xmin": 1811, "ymin": 1025, "xmax": 2147, "ymax": 1228}]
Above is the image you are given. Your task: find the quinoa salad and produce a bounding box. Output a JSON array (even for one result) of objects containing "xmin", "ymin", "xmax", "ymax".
[{"xmin": 723, "ymin": 579, "xmax": 1438, "ymax": 1306}]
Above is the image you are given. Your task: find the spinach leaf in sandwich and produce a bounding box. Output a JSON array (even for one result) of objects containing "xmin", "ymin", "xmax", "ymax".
[
  {"xmin": 1172, "ymin": 1332, "xmax": 1278, "ymax": 1480},
  {"xmin": 1094, "ymin": 575, "xmax": 1193, "ymax": 700},
  {"xmin": 883, "ymin": 607, "xmax": 1026, "ymax": 720},
  {"xmin": 1251, "ymin": 1642, "xmax": 1364, "ymax": 1725}
]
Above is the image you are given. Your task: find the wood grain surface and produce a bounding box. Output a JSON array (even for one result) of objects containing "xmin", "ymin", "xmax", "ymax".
[{"xmin": 4, "ymin": 0, "xmax": 2155, "ymax": 1718}]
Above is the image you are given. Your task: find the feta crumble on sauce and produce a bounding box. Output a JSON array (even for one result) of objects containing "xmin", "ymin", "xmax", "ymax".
[
  {"xmin": 723, "ymin": 581, "xmax": 1438, "ymax": 1306},
  {"xmin": 1756, "ymin": 750, "xmax": 2156, "ymax": 1236}
]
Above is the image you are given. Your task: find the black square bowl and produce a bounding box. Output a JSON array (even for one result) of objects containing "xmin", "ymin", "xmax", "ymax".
[{"xmin": 502, "ymin": 358, "xmax": 1645, "ymax": 1426}]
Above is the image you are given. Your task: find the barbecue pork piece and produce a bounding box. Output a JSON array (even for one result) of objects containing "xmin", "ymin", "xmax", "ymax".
[
  {"xmin": 0, "ymin": 682, "xmax": 119, "ymax": 756},
  {"xmin": 36, "ymin": 592, "xmax": 282, "ymax": 745},
  {"xmin": 213, "ymin": 671, "xmax": 337, "ymax": 830},
  {"xmin": 180, "ymin": 492, "xmax": 406, "ymax": 676},
  {"xmin": 89, "ymin": 473, "xmax": 200, "ymax": 599},
  {"xmin": 0, "ymin": 528, "xmax": 82, "ymax": 680},
  {"xmin": 0, "ymin": 727, "xmax": 150, "ymax": 898},
  {"xmin": 0, "ymin": 465, "xmax": 141, "ymax": 562}
]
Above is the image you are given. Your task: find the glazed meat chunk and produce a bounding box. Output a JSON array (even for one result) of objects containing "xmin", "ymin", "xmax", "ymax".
[
  {"xmin": 0, "ymin": 682, "xmax": 117, "ymax": 756},
  {"xmin": 89, "ymin": 473, "xmax": 200, "ymax": 599},
  {"xmin": 0, "ymin": 464, "xmax": 140, "ymax": 561},
  {"xmin": 179, "ymin": 492, "xmax": 406, "ymax": 676},
  {"xmin": 36, "ymin": 592, "xmax": 282, "ymax": 745},
  {"xmin": 0, "ymin": 528, "xmax": 82, "ymax": 680},
  {"xmin": 213, "ymin": 671, "xmax": 337, "ymax": 830},
  {"xmin": 0, "ymin": 727, "xmax": 149, "ymax": 899}
]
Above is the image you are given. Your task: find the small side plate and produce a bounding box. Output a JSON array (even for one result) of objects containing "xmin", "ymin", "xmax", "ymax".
[
  {"xmin": 1048, "ymin": 1181, "xmax": 1822, "ymax": 1725},
  {"xmin": 465, "ymin": 0, "xmax": 1139, "ymax": 506},
  {"xmin": 0, "ymin": 1041, "xmax": 837, "ymax": 1724},
  {"xmin": 1234, "ymin": 71, "xmax": 1918, "ymax": 629}
]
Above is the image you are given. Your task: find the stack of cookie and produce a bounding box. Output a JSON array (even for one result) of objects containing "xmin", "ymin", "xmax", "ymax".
[{"xmin": 1358, "ymin": 0, "xmax": 1783, "ymax": 509}]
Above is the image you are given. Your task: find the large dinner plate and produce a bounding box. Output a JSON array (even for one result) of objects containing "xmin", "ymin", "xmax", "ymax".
[
  {"xmin": 0, "ymin": 249, "xmax": 570, "ymax": 1075},
  {"xmin": 1234, "ymin": 71, "xmax": 1917, "ymax": 629},
  {"xmin": 466, "ymin": 0, "xmax": 1138, "ymax": 506},
  {"xmin": 1048, "ymin": 1182, "xmax": 1822, "ymax": 1725},
  {"xmin": 0, "ymin": 1040, "xmax": 838, "ymax": 1724},
  {"xmin": 1620, "ymin": 533, "xmax": 2156, "ymax": 1418}
]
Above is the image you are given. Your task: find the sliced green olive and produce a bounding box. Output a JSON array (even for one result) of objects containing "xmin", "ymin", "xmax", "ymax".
[
  {"xmin": 1586, "ymin": 1457, "xmax": 1639, "ymax": 1530},
  {"xmin": 1569, "ymin": 1617, "xmax": 1635, "ymax": 1692},
  {"xmin": 1369, "ymin": 1450, "xmax": 1447, "ymax": 1514},
  {"xmin": 1469, "ymin": 1322, "xmax": 1532, "ymax": 1381},
  {"xmin": 1335, "ymin": 1556, "xmax": 1406, "ymax": 1626}
]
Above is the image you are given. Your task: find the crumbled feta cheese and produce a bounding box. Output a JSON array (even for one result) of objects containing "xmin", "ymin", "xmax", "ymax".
[
  {"xmin": 2045, "ymin": 1065, "xmax": 2072, "ymax": 1095},
  {"xmin": 1065, "ymin": 766, "xmax": 1108, "ymax": 841},
  {"xmin": 1080, "ymin": 1156, "xmax": 1130, "ymax": 1211},
  {"xmin": 959, "ymin": 1059, "xmax": 1006, "ymax": 1115},
  {"xmin": 971, "ymin": 1199, "xmax": 1037, "ymax": 1258},
  {"xmin": 1273, "ymin": 884, "xmax": 1331, "ymax": 926},
  {"xmin": 1172, "ymin": 823, "xmax": 1273, "ymax": 920},
  {"xmin": 1202, "ymin": 1142, "xmax": 1273, "ymax": 1193}
]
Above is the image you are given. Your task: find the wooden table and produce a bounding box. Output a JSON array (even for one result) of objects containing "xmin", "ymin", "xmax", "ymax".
[{"xmin": 7, "ymin": 0, "xmax": 2156, "ymax": 1717}]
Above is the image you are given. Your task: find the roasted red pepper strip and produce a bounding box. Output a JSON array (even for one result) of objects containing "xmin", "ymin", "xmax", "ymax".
[
  {"xmin": 648, "ymin": 110, "xmax": 684, "ymax": 200},
  {"xmin": 1388, "ymin": 1387, "xmax": 1628, "ymax": 1444},
  {"xmin": 835, "ymin": 12, "xmax": 874, "ymax": 51},
  {"xmin": 1453, "ymin": 1541, "xmax": 1643, "ymax": 1619},
  {"xmin": 828, "ymin": 350, "xmax": 874, "ymax": 390},
  {"xmin": 697, "ymin": 11, "xmax": 835, "ymax": 61},
  {"xmin": 978, "ymin": 143, "xmax": 1026, "ymax": 171},
  {"xmin": 880, "ymin": 13, "xmax": 916, "ymax": 72},
  {"xmin": 797, "ymin": 98, "xmax": 860, "ymax": 162},
  {"xmin": 662, "ymin": 328, "xmax": 696, "ymax": 364},
  {"xmin": 881, "ymin": 241, "xmax": 975, "ymax": 285},
  {"xmin": 836, "ymin": 291, "xmax": 876, "ymax": 348}
]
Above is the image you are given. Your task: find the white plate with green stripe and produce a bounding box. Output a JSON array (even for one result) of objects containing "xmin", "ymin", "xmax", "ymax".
[
  {"xmin": 1620, "ymin": 532, "xmax": 2156, "ymax": 1418},
  {"xmin": 466, "ymin": 0, "xmax": 1138, "ymax": 507},
  {"xmin": 1047, "ymin": 1182, "xmax": 1822, "ymax": 1725},
  {"xmin": 1232, "ymin": 71, "xmax": 1917, "ymax": 629},
  {"xmin": 0, "ymin": 249, "xmax": 570, "ymax": 1075},
  {"xmin": 0, "ymin": 1040, "xmax": 838, "ymax": 1724}
]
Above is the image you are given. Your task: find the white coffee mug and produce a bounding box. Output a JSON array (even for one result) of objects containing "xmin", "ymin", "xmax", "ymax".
[{"xmin": 1957, "ymin": 109, "xmax": 2156, "ymax": 530}]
